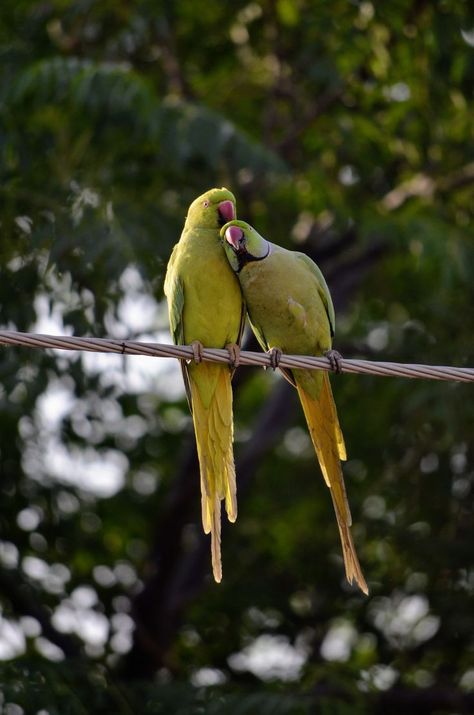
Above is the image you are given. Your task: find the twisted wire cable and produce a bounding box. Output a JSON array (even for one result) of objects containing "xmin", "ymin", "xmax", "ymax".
[{"xmin": 0, "ymin": 330, "xmax": 472, "ymax": 383}]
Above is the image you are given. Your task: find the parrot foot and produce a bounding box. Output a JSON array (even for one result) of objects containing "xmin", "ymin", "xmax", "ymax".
[
  {"xmin": 191, "ymin": 340, "xmax": 204, "ymax": 364},
  {"xmin": 225, "ymin": 343, "xmax": 241, "ymax": 369},
  {"xmin": 268, "ymin": 347, "xmax": 282, "ymax": 371},
  {"xmin": 324, "ymin": 349, "xmax": 343, "ymax": 374}
]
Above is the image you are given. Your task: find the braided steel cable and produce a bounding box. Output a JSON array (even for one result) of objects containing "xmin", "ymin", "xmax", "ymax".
[{"xmin": 0, "ymin": 330, "xmax": 472, "ymax": 383}]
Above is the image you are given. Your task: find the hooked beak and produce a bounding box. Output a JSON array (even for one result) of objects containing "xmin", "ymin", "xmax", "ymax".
[
  {"xmin": 218, "ymin": 200, "xmax": 235, "ymax": 225},
  {"xmin": 225, "ymin": 225, "xmax": 245, "ymax": 252}
]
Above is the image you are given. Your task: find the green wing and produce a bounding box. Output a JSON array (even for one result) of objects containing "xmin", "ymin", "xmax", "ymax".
[
  {"xmin": 247, "ymin": 312, "xmax": 268, "ymax": 352},
  {"xmin": 167, "ymin": 279, "xmax": 185, "ymax": 347},
  {"xmin": 232, "ymin": 298, "xmax": 247, "ymax": 380},
  {"xmin": 164, "ymin": 251, "xmax": 193, "ymax": 408},
  {"xmin": 295, "ymin": 252, "xmax": 336, "ymax": 337},
  {"xmin": 164, "ymin": 246, "xmax": 184, "ymax": 344},
  {"xmin": 237, "ymin": 298, "xmax": 247, "ymax": 348},
  {"xmin": 247, "ymin": 309, "xmax": 297, "ymax": 388}
]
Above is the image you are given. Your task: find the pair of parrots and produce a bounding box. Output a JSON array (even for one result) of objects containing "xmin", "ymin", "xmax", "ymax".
[{"xmin": 164, "ymin": 187, "xmax": 368, "ymax": 594}]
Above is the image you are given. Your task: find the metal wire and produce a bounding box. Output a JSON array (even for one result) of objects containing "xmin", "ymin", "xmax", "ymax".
[{"xmin": 0, "ymin": 329, "xmax": 472, "ymax": 382}]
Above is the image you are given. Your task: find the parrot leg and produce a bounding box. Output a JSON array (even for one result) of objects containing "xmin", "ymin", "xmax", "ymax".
[
  {"xmin": 324, "ymin": 349, "xmax": 343, "ymax": 374},
  {"xmin": 191, "ymin": 340, "xmax": 204, "ymax": 364},
  {"xmin": 268, "ymin": 347, "xmax": 282, "ymax": 370},
  {"xmin": 225, "ymin": 343, "xmax": 241, "ymax": 368}
]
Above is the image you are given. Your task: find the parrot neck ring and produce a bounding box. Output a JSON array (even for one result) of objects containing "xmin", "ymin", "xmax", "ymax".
[
  {"xmin": 225, "ymin": 227, "xmax": 271, "ymax": 273},
  {"xmin": 234, "ymin": 245, "xmax": 270, "ymax": 273}
]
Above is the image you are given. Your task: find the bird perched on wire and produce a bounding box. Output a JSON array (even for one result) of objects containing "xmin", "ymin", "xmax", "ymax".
[
  {"xmin": 164, "ymin": 188, "xmax": 245, "ymax": 582},
  {"xmin": 221, "ymin": 219, "xmax": 368, "ymax": 594}
]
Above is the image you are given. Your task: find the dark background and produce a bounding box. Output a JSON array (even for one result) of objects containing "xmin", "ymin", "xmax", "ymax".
[{"xmin": 0, "ymin": 1, "xmax": 473, "ymax": 712}]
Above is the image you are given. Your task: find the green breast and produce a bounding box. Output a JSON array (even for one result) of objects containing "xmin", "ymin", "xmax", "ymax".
[
  {"xmin": 179, "ymin": 228, "xmax": 243, "ymax": 347},
  {"xmin": 239, "ymin": 249, "xmax": 331, "ymax": 355}
]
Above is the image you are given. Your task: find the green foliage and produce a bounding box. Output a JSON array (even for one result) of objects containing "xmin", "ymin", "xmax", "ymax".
[
  {"xmin": 0, "ymin": 0, "xmax": 473, "ymax": 713},
  {"xmin": 0, "ymin": 659, "xmax": 317, "ymax": 715}
]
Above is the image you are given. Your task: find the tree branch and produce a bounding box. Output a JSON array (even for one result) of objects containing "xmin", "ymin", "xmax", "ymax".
[{"xmin": 381, "ymin": 162, "xmax": 474, "ymax": 211}]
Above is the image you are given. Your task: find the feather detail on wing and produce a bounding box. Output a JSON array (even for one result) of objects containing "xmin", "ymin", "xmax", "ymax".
[
  {"xmin": 163, "ymin": 267, "xmax": 195, "ymax": 409},
  {"xmin": 295, "ymin": 252, "xmax": 336, "ymax": 337},
  {"xmin": 296, "ymin": 373, "xmax": 367, "ymax": 594}
]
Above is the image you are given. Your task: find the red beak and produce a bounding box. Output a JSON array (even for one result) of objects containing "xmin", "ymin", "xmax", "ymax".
[
  {"xmin": 225, "ymin": 225, "xmax": 244, "ymax": 251},
  {"xmin": 218, "ymin": 200, "xmax": 235, "ymax": 223}
]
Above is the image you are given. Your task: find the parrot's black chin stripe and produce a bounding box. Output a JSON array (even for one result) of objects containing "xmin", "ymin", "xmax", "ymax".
[{"xmin": 234, "ymin": 243, "xmax": 270, "ymax": 273}]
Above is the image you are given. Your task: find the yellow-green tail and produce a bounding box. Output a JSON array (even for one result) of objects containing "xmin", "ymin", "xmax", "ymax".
[
  {"xmin": 296, "ymin": 373, "xmax": 368, "ymax": 594},
  {"xmin": 189, "ymin": 363, "xmax": 237, "ymax": 582}
]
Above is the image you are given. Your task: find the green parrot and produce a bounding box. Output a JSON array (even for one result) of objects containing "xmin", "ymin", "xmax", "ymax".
[
  {"xmin": 164, "ymin": 189, "xmax": 245, "ymax": 583},
  {"xmin": 221, "ymin": 220, "xmax": 368, "ymax": 594}
]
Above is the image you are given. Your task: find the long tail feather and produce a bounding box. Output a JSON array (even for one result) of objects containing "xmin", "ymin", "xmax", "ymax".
[
  {"xmin": 190, "ymin": 364, "xmax": 237, "ymax": 582},
  {"xmin": 296, "ymin": 373, "xmax": 368, "ymax": 594}
]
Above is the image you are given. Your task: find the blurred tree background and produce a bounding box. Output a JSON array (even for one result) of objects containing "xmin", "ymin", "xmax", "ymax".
[{"xmin": 0, "ymin": 1, "xmax": 473, "ymax": 712}]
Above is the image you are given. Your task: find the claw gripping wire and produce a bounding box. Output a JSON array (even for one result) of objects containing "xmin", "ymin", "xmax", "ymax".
[{"xmin": 0, "ymin": 330, "xmax": 473, "ymax": 383}]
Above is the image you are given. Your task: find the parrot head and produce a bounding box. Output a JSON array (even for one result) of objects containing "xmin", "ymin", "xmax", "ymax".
[
  {"xmin": 221, "ymin": 220, "xmax": 270, "ymax": 273},
  {"xmin": 185, "ymin": 187, "xmax": 236, "ymax": 229}
]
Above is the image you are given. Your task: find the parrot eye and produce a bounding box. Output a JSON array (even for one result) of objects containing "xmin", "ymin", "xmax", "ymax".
[{"xmin": 202, "ymin": 200, "xmax": 209, "ymax": 208}]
